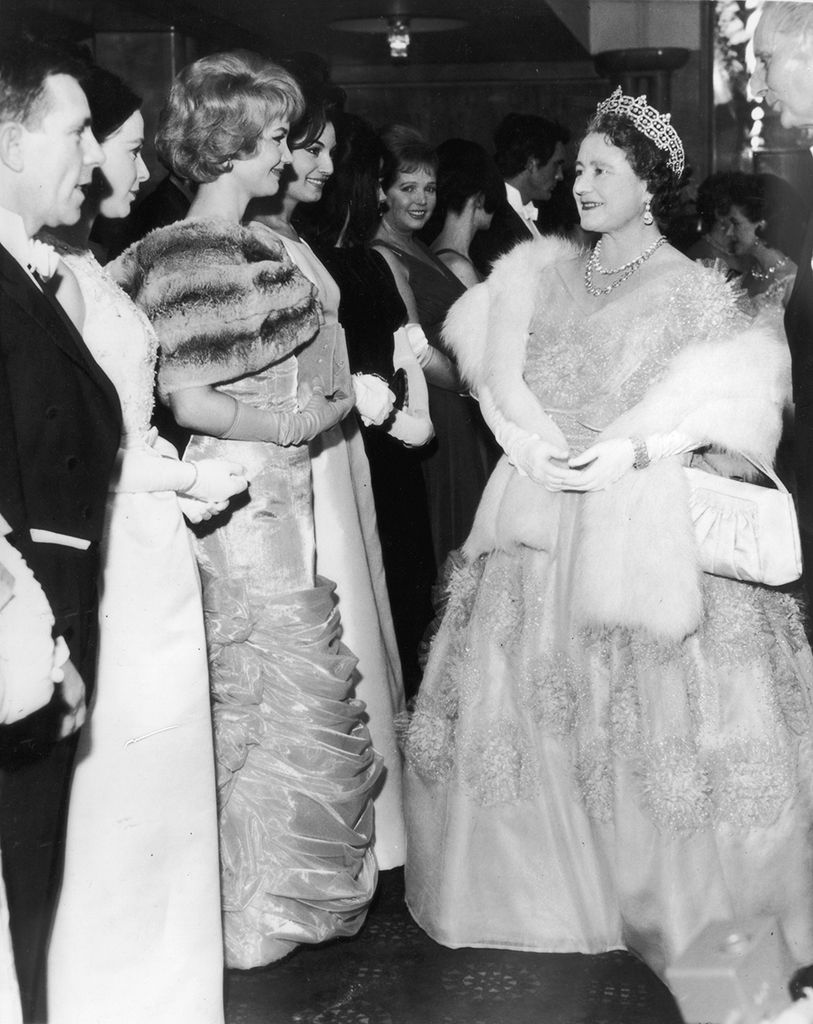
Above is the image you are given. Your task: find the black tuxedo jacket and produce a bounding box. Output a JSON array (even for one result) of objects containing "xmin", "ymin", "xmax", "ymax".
[
  {"xmin": 0, "ymin": 243, "xmax": 121, "ymax": 643},
  {"xmin": 470, "ymin": 196, "xmax": 533, "ymax": 278},
  {"xmin": 786, "ymin": 216, "xmax": 813, "ymax": 407}
]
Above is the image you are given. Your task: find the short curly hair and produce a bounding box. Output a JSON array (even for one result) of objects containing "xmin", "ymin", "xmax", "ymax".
[
  {"xmin": 156, "ymin": 51, "xmax": 303, "ymax": 184},
  {"xmin": 584, "ymin": 110, "xmax": 682, "ymax": 224},
  {"xmin": 379, "ymin": 124, "xmax": 437, "ymax": 193}
]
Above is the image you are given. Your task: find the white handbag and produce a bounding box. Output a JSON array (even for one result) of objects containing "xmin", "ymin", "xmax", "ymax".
[{"xmin": 685, "ymin": 456, "xmax": 802, "ymax": 586}]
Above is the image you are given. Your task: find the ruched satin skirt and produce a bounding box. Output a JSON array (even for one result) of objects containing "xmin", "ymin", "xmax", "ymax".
[{"xmin": 190, "ymin": 424, "xmax": 381, "ymax": 969}]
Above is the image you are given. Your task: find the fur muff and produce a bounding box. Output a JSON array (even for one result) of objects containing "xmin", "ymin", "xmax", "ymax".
[
  {"xmin": 110, "ymin": 217, "xmax": 320, "ymax": 397},
  {"xmin": 445, "ymin": 238, "xmax": 790, "ymax": 641}
]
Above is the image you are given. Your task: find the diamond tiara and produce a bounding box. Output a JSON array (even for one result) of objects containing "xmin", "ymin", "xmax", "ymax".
[{"xmin": 593, "ymin": 87, "xmax": 685, "ymax": 179}]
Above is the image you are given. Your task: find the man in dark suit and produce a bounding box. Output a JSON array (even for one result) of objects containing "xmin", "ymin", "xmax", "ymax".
[
  {"xmin": 0, "ymin": 37, "xmax": 121, "ymax": 1019},
  {"xmin": 750, "ymin": 2, "xmax": 813, "ymax": 600},
  {"xmin": 470, "ymin": 112, "xmax": 570, "ymax": 277}
]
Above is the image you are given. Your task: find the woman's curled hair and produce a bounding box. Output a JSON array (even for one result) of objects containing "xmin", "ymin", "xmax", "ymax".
[
  {"xmin": 156, "ymin": 51, "xmax": 303, "ymax": 184},
  {"xmin": 379, "ymin": 124, "xmax": 437, "ymax": 193}
]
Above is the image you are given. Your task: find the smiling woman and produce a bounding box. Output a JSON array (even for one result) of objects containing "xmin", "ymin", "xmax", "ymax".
[
  {"xmin": 248, "ymin": 72, "xmax": 411, "ymax": 876},
  {"xmin": 372, "ymin": 125, "xmax": 495, "ymax": 569},
  {"xmin": 404, "ymin": 89, "xmax": 813, "ymax": 984},
  {"xmin": 113, "ymin": 52, "xmax": 383, "ymax": 971}
]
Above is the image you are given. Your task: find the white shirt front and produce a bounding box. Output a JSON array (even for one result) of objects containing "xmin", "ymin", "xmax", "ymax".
[
  {"xmin": 505, "ymin": 182, "xmax": 541, "ymax": 240},
  {"xmin": 0, "ymin": 205, "xmax": 40, "ymax": 285}
]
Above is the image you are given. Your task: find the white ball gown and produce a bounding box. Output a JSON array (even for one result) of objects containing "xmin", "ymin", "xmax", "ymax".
[{"xmin": 46, "ymin": 245, "xmax": 224, "ymax": 1023}]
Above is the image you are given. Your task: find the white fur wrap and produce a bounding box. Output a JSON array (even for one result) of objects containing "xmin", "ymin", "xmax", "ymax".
[{"xmin": 443, "ymin": 238, "xmax": 791, "ymax": 641}]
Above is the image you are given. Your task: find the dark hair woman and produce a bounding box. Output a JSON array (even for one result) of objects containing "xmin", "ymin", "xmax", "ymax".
[
  {"xmin": 372, "ymin": 124, "xmax": 496, "ymax": 570},
  {"xmin": 420, "ymin": 137, "xmax": 505, "ymax": 288},
  {"xmin": 300, "ymin": 110, "xmax": 437, "ymax": 697}
]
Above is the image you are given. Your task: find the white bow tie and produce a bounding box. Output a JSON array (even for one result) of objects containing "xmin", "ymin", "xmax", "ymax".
[
  {"xmin": 26, "ymin": 238, "xmax": 60, "ymax": 281},
  {"xmin": 520, "ymin": 201, "xmax": 538, "ymax": 223}
]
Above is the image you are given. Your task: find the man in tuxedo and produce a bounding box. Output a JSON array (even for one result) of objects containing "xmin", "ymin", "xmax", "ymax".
[
  {"xmin": 0, "ymin": 37, "xmax": 121, "ymax": 1019},
  {"xmin": 750, "ymin": 2, "xmax": 813, "ymax": 600},
  {"xmin": 470, "ymin": 112, "xmax": 570, "ymax": 276}
]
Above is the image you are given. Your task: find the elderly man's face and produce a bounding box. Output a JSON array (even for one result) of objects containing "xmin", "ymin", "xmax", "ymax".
[{"xmin": 751, "ymin": 10, "xmax": 813, "ymax": 131}]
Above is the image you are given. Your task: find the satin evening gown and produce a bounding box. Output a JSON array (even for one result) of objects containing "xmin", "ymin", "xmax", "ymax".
[
  {"xmin": 187, "ymin": 222, "xmax": 381, "ymax": 965},
  {"xmin": 267, "ymin": 229, "xmax": 408, "ymax": 870},
  {"xmin": 46, "ymin": 246, "xmax": 224, "ymax": 1023}
]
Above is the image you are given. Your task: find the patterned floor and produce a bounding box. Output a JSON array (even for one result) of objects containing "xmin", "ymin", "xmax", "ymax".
[{"xmin": 225, "ymin": 869, "xmax": 684, "ymax": 1024}]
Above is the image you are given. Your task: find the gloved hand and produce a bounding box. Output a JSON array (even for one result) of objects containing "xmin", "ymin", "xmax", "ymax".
[
  {"xmin": 389, "ymin": 408, "xmax": 434, "ymax": 447},
  {"xmin": 477, "ymin": 385, "xmax": 569, "ymax": 490},
  {"xmin": 177, "ymin": 496, "xmax": 231, "ymax": 524},
  {"xmin": 560, "ymin": 438, "xmax": 635, "ymax": 492},
  {"xmin": 511, "ymin": 435, "xmax": 572, "ymax": 490},
  {"xmin": 181, "ymin": 459, "xmax": 249, "ymax": 502},
  {"xmin": 353, "ymin": 373, "xmax": 396, "ymax": 426},
  {"xmin": 263, "ymin": 380, "xmax": 354, "ymax": 445}
]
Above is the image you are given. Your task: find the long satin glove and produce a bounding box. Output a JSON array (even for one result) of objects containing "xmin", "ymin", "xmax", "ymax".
[
  {"xmin": 477, "ymin": 384, "xmax": 570, "ymax": 490},
  {"xmin": 404, "ymin": 322, "xmax": 460, "ymax": 390},
  {"xmin": 404, "ymin": 322, "xmax": 431, "ymax": 367},
  {"xmin": 561, "ymin": 431, "xmax": 697, "ymax": 492},
  {"xmin": 223, "ymin": 381, "xmax": 354, "ymax": 445}
]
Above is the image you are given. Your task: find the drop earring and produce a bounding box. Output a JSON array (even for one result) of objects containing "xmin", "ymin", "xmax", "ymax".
[{"xmin": 643, "ymin": 198, "xmax": 654, "ymax": 226}]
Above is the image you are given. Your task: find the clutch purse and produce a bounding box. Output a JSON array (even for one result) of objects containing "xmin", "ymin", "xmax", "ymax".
[{"xmin": 685, "ymin": 456, "xmax": 802, "ymax": 586}]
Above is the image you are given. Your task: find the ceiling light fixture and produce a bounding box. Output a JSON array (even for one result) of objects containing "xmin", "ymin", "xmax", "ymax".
[
  {"xmin": 387, "ymin": 17, "xmax": 410, "ymax": 60},
  {"xmin": 330, "ymin": 14, "xmax": 466, "ymax": 61}
]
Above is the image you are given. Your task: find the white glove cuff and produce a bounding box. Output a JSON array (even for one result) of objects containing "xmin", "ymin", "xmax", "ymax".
[
  {"xmin": 404, "ymin": 323, "xmax": 431, "ymax": 367},
  {"xmin": 643, "ymin": 430, "xmax": 698, "ymax": 463}
]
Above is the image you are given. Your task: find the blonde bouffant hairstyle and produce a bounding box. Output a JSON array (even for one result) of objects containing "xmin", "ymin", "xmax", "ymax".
[{"xmin": 156, "ymin": 51, "xmax": 303, "ymax": 183}]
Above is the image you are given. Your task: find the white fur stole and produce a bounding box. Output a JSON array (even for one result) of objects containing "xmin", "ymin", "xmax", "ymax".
[{"xmin": 443, "ymin": 239, "xmax": 791, "ymax": 641}]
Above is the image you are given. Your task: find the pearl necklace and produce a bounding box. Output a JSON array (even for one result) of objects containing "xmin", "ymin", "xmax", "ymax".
[{"xmin": 584, "ymin": 235, "xmax": 667, "ymax": 296}]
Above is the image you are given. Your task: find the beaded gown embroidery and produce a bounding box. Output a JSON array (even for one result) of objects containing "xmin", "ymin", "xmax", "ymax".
[{"xmin": 404, "ymin": 255, "xmax": 813, "ymax": 976}]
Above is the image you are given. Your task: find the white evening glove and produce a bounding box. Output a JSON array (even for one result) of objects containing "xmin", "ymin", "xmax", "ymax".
[
  {"xmin": 388, "ymin": 407, "xmax": 435, "ymax": 447},
  {"xmin": 353, "ymin": 373, "xmax": 396, "ymax": 426},
  {"xmin": 477, "ymin": 384, "xmax": 569, "ymax": 489},
  {"xmin": 113, "ymin": 435, "xmax": 247, "ymax": 502},
  {"xmin": 180, "ymin": 459, "xmax": 248, "ymax": 502},
  {"xmin": 641, "ymin": 431, "xmax": 698, "ymax": 462},
  {"xmin": 403, "ymin": 323, "xmax": 432, "ymax": 368},
  {"xmin": 177, "ymin": 496, "xmax": 230, "ymax": 524},
  {"xmin": 387, "ymin": 326, "xmax": 434, "ymax": 447},
  {"xmin": 561, "ymin": 431, "xmax": 697, "ymax": 492}
]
